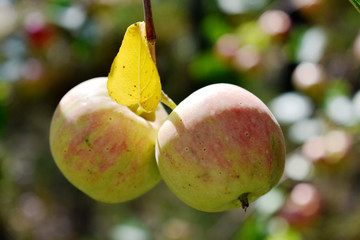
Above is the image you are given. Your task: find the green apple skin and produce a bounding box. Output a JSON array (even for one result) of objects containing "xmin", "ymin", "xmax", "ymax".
[
  {"xmin": 50, "ymin": 77, "xmax": 168, "ymax": 203},
  {"xmin": 155, "ymin": 83, "xmax": 285, "ymax": 212}
]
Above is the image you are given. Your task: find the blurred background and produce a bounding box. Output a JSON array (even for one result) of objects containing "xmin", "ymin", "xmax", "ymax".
[{"xmin": 1, "ymin": 0, "xmax": 360, "ymax": 239}]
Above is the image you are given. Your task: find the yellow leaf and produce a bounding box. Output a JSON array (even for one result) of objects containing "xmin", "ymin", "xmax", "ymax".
[{"xmin": 107, "ymin": 21, "xmax": 161, "ymax": 113}]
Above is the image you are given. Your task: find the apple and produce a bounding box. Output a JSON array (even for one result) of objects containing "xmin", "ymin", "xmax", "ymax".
[
  {"xmin": 279, "ymin": 183, "xmax": 322, "ymax": 227},
  {"xmin": 301, "ymin": 130, "xmax": 352, "ymax": 165},
  {"xmin": 49, "ymin": 77, "xmax": 168, "ymax": 203},
  {"xmin": 155, "ymin": 83, "xmax": 286, "ymax": 212},
  {"xmin": 24, "ymin": 12, "xmax": 55, "ymax": 49}
]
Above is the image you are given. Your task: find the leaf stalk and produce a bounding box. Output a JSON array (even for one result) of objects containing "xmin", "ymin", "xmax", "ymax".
[{"xmin": 161, "ymin": 91, "xmax": 177, "ymax": 110}]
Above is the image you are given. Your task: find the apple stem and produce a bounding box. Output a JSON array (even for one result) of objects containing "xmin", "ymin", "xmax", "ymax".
[
  {"xmin": 143, "ymin": 0, "xmax": 177, "ymax": 110},
  {"xmin": 239, "ymin": 193, "xmax": 250, "ymax": 212}
]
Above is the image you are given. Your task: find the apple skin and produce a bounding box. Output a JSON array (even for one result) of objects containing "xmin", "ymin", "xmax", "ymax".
[
  {"xmin": 155, "ymin": 83, "xmax": 286, "ymax": 212},
  {"xmin": 49, "ymin": 77, "xmax": 168, "ymax": 203}
]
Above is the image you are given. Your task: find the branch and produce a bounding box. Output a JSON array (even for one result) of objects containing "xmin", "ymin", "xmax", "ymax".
[
  {"xmin": 143, "ymin": 0, "xmax": 177, "ymax": 110},
  {"xmin": 143, "ymin": 0, "xmax": 156, "ymax": 63}
]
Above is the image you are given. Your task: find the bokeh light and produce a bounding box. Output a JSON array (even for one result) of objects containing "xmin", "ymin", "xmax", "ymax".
[
  {"xmin": 326, "ymin": 95, "xmax": 355, "ymax": 126},
  {"xmin": 270, "ymin": 92, "xmax": 313, "ymax": 125},
  {"xmin": 288, "ymin": 117, "xmax": 325, "ymax": 144},
  {"xmin": 259, "ymin": 10, "xmax": 291, "ymax": 38},
  {"xmin": 217, "ymin": 0, "xmax": 268, "ymax": 15},
  {"xmin": 297, "ymin": 27, "xmax": 327, "ymax": 63},
  {"xmin": 285, "ymin": 153, "xmax": 314, "ymax": 181}
]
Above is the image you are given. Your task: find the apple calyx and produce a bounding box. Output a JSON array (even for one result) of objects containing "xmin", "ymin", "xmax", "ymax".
[{"xmin": 239, "ymin": 193, "xmax": 250, "ymax": 211}]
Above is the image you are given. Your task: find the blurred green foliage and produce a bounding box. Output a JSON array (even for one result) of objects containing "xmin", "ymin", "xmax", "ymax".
[
  {"xmin": 1, "ymin": 0, "xmax": 360, "ymax": 239},
  {"xmin": 350, "ymin": 0, "xmax": 360, "ymax": 13}
]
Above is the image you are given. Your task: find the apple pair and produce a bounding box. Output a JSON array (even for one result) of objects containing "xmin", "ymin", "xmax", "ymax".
[{"xmin": 49, "ymin": 77, "xmax": 285, "ymax": 212}]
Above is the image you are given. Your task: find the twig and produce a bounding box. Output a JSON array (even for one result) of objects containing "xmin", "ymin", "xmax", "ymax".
[
  {"xmin": 143, "ymin": 0, "xmax": 156, "ymax": 64},
  {"xmin": 143, "ymin": 0, "xmax": 177, "ymax": 110}
]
